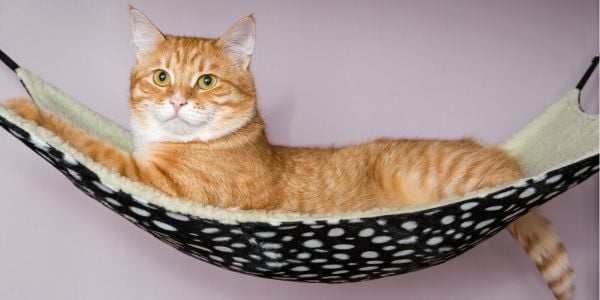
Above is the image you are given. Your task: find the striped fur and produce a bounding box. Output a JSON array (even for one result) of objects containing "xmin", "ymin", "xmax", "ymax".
[
  {"xmin": 508, "ymin": 211, "xmax": 575, "ymax": 299},
  {"xmin": 2, "ymin": 7, "xmax": 574, "ymax": 299}
]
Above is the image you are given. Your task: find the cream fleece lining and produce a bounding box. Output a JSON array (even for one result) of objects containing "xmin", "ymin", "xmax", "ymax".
[{"xmin": 0, "ymin": 68, "xmax": 597, "ymax": 223}]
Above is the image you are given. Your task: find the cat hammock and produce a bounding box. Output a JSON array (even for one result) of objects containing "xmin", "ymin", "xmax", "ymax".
[{"xmin": 0, "ymin": 49, "xmax": 598, "ymax": 283}]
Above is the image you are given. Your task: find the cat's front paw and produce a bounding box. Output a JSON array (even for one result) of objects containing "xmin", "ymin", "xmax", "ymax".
[{"xmin": 3, "ymin": 97, "xmax": 42, "ymax": 124}]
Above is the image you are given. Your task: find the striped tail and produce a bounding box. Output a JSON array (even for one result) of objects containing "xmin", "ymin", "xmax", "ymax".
[{"xmin": 507, "ymin": 209, "xmax": 575, "ymax": 300}]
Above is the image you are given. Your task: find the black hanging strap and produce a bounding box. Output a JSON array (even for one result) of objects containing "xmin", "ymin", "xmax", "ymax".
[
  {"xmin": 576, "ymin": 55, "xmax": 599, "ymax": 90},
  {"xmin": 0, "ymin": 48, "xmax": 36, "ymax": 102},
  {"xmin": 0, "ymin": 48, "xmax": 19, "ymax": 72}
]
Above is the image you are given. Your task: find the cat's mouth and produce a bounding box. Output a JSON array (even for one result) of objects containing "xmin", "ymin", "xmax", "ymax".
[
  {"xmin": 165, "ymin": 115, "xmax": 193, "ymax": 125},
  {"xmin": 158, "ymin": 109, "xmax": 215, "ymax": 130}
]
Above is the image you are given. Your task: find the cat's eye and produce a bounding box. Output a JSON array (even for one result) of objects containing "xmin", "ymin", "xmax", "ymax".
[
  {"xmin": 197, "ymin": 74, "xmax": 217, "ymax": 90},
  {"xmin": 153, "ymin": 69, "xmax": 171, "ymax": 87}
]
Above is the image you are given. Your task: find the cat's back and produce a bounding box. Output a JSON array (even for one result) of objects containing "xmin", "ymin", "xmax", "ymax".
[
  {"xmin": 271, "ymin": 139, "xmax": 418, "ymax": 212},
  {"xmin": 273, "ymin": 137, "xmax": 484, "ymax": 173},
  {"xmin": 271, "ymin": 138, "xmax": 519, "ymax": 212}
]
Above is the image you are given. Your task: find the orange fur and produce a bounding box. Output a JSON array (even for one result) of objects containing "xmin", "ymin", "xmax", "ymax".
[{"xmin": 2, "ymin": 8, "xmax": 574, "ymax": 299}]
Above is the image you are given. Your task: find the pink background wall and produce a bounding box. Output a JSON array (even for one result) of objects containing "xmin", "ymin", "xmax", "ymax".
[{"xmin": 0, "ymin": 0, "xmax": 597, "ymax": 299}]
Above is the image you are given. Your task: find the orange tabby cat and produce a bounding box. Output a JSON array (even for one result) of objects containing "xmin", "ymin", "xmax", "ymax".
[{"xmin": 3, "ymin": 7, "xmax": 574, "ymax": 299}]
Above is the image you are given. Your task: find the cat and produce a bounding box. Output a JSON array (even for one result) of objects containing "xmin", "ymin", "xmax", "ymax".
[{"xmin": 3, "ymin": 7, "xmax": 574, "ymax": 300}]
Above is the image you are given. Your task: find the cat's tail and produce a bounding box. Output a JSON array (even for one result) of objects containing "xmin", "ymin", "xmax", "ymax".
[{"xmin": 507, "ymin": 210, "xmax": 574, "ymax": 300}]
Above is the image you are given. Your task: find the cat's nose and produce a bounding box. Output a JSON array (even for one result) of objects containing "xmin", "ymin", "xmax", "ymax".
[{"xmin": 169, "ymin": 98, "xmax": 188, "ymax": 113}]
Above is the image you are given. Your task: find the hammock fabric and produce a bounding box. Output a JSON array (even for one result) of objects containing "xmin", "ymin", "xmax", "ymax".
[{"xmin": 0, "ymin": 50, "xmax": 598, "ymax": 283}]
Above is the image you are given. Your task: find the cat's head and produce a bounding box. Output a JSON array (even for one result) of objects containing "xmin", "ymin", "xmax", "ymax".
[{"xmin": 128, "ymin": 7, "xmax": 257, "ymax": 150}]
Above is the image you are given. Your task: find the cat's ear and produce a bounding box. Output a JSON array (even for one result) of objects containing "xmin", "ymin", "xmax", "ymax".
[
  {"xmin": 217, "ymin": 15, "xmax": 256, "ymax": 69},
  {"xmin": 129, "ymin": 6, "xmax": 165, "ymax": 59}
]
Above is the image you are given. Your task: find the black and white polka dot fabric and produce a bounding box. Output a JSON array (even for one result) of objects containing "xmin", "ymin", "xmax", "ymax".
[{"xmin": 0, "ymin": 116, "xmax": 598, "ymax": 283}]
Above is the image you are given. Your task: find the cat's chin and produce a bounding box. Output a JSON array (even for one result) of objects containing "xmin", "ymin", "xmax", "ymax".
[
  {"xmin": 162, "ymin": 117, "xmax": 203, "ymax": 129},
  {"xmin": 161, "ymin": 117, "xmax": 207, "ymax": 134},
  {"xmin": 130, "ymin": 109, "xmax": 256, "ymax": 156},
  {"xmin": 132, "ymin": 115, "xmax": 226, "ymax": 151}
]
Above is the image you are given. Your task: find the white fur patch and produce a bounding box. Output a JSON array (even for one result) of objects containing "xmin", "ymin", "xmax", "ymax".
[{"xmin": 131, "ymin": 98, "xmax": 254, "ymax": 157}]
